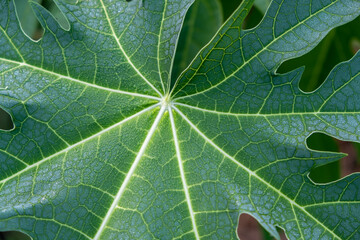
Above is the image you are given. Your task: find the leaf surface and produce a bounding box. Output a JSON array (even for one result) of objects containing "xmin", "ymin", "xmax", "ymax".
[
  {"xmin": 1, "ymin": 0, "xmax": 360, "ymax": 239},
  {"xmin": 172, "ymin": 0, "xmax": 223, "ymax": 82}
]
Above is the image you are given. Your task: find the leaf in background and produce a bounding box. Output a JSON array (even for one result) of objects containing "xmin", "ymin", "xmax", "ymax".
[
  {"xmin": 355, "ymin": 143, "xmax": 360, "ymax": 163},
  {"xmin": 220, "ymin": 0, "xmax": 242, "ymax": 20},
  {"xmin": 1, "ymin": 0, "xmax": 360, "ymax": 240},
  {"xmin": 42, "ymin": 0, "xmax": 70, "ymax": 31},
  {"xmin": 13, "ymin": 0, "xmax": 69, "ymax": 41},
  {"xmin": 243, "ymin": 4, "xmax": 264, "ymax": 29},
  {"xmin": 0, "ymin": 108, "xmax": 13, "ymax": 131},
  {"xmin": 13, "ymin": 0, "xmax": 42, "ymax": 39},
  {"xmin": 253, "ymin": 0, "xmax": 271, "ymax": 14},
  {"xmin": 172, "ymin": 0, "xmax": 223, "ymax": 83},
  {"xmin": 307, "ymin": 133, "xmax": 340, "ymax": 183},
  {"xmin": 0, "ymin": 231, "xmax": 31, "ymax": 240}
]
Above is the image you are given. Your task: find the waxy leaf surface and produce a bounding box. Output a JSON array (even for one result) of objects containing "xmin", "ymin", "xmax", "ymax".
[{"xmin": 1, "ymin": 0, "xmax": 360, "ymax": 239}]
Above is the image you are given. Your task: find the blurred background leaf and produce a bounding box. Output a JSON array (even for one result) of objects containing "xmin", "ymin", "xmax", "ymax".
[
  {"xmin": 0, "ymin": 108, "xmax": 13, "ymax": 131},
  {"xmin": 220, "ymin": 0, "xmax": 242, "ymax": 20},
  {"xmin": 254, "ymin": 0, "xmax": 271, "ymax": 14},
  {"xmin": 0, "ymin": 231, "xmax": 31, "ymax": 240},
  {"xmin": 13, "ymin": 0, "xmax": 42, "ymax": 39}
]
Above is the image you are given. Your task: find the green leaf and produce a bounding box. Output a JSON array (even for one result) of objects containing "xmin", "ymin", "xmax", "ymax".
[
  {"xmin": 0, "ymin": 108, "xmax": 13, "ymax": 131},
  {"xmin": 13, "ymin": 0, "xmax": 42, "ymax": 39},
  {"xmin": 279, "ymin": 15, "xmax": 360, "ymax": 92},
  {"xmin": 355, "ymin": 143, "xmax": 360, "ymax": 163},
  {"xmin": 1, "ymin": 0, "xmax": 360, "ymax": 239},
  {"xmin": 277, "ymin": 14, "xmax": 360, "ymax": 184},
  {"xmin": 253, "ymin": 0, "xmax": 271, "ymax": 14},
  {"xmin": 172, "ymin": 0, "xmax": 223, "ymax": 82},
  {"xmin": 307, "ymin": 133, "xmax": 340, "ymax": 184},
  {"xmin": 219, "ymin": 0, "xmax": 242, "ymax": 20},
  {"xmin": 0, "ymin": 231, "xmax": 31, "ymax": 240}
]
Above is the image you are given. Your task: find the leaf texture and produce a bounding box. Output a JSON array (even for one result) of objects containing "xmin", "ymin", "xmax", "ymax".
[
  {"xmin": 172, "ymin": 0, "xmax": 223, "ymax": 82},
  {"xmin": 0, "ymin": 0, "xmax": 360, "ymax": 239}
]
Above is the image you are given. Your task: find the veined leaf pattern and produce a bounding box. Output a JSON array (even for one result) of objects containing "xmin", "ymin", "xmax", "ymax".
[{"xmin": 0, "ymin": 0, "xmax": 360, "ymax": 239}]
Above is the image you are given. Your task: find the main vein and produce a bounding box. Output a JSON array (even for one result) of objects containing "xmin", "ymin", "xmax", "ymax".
[
  {"xmin": 157, "ymin": 0, "xmax": 167, "ymax": 93},
  {"xmin": 173, "ymin": 102, "xmax": 360, "ymax": 117},
  {"xmin": 0, "ymin": 57, "xmax": 161, "ymax": 101},
  {"xmin": 172, "ymin": 0, "xmax": 338, "ymax": 99},
  {"xmin": 173, "ymin": 106, "xmax": 341, "ymax": 240},
  {"xmin": 93, "ymin": 104, "xmax": 166, "ymax": 240},
  {"xmin": 0, "ymin": 104, "xmax": 160, "ymax": 185},
  {"xmin": 169, "ymin": 107, "xmax": 200, "ymax": 240},
  {"xmin": 98, "ymin": 0, "xmax": 163, "ymax": 98}
]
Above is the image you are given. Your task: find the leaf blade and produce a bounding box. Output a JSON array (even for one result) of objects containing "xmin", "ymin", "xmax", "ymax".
[{"xmin": 1, "ymin": 0, "xmax": 360, "ymax": 239}]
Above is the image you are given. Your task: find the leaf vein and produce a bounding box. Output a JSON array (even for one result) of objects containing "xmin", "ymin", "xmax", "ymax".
[
  {"xmin": 93, "ymin": 104, "xmax": 166, "ymax": 239},
  {"xmin": 0, "ymin": 57, "xmax": 161, "ymax": 100},
  {"xmin": 174, "ymin": 106, "xmax": 342, "ymax": 239},
  {"xmin": 0, "ymin": 104, "xmax": 159, "ymax": 185},
  {"xmin": 169, "ymin": 106, "xmax": 200, "ymax": 240},
  {"xmin": 98, "ymin": 0, "xmax": 163, "ymax": 97}
]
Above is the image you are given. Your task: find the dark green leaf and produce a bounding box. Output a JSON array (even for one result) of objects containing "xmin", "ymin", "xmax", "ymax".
[{"xmin": 1, "ymin": 0, "xmax": 360, "ymax": 239}]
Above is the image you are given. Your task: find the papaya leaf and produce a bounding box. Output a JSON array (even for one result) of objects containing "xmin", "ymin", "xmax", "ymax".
[{"xmin": 1, "ymin": 0, "xmax": 360, "ymax": 239}]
